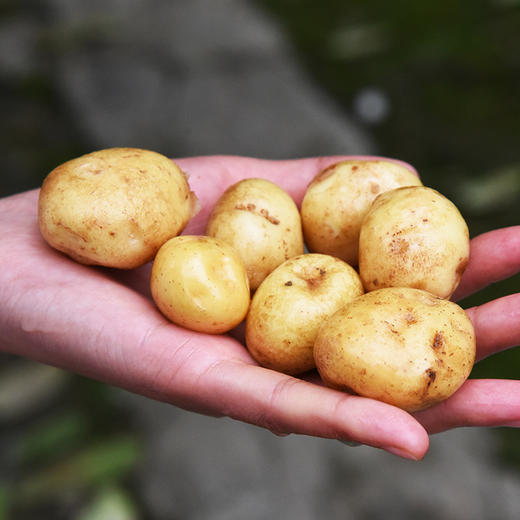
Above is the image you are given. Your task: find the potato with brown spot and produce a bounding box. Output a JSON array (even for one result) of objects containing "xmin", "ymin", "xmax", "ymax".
[
  {"xmin": 38, "ymin": 148, "xmax": 199, "ymax": 268},
  {"xmin": 359, "ymin": 186, "xmax": 470, "ymax": 299},
  {"xmin": 151, "ymin": 236, "xmax": 250, "ymax": 334},
  {"xmin": 314, "ymin": 287, "xmax": 476, "ymax": 412},
  {"xmin": 301, "ymin": 160, "xmax": 421, "ymax": 266},
  {"xmin": 206, "ymin": 178, "xmax": 304, "ymax": 290},
  {"xmin": 245, "ymin": 254, "xmax": 364, "ymax": 375}
]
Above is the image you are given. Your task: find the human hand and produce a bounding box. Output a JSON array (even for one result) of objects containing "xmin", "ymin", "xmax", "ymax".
[{"xmin": 1, "ymin": 155, "xmax": 519, "ymax": 461}]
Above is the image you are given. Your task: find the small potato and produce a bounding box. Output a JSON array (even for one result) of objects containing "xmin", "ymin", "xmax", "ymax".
[
  {"xmin": 245, "ymin": 254, "xmax": 364, "ymax": 375},
  {"xmin": 359, "ymin": 186, "xmax": 470, "ymax": 299},
  {"xmin": 38, "ymin": 148, "xmax": 199, "ymax": 269},
  {"xmin": 151, "ymin": 236, "xmax": 250, "ymax": 334},
  {"xmin": 314, "ymin": 287, "xmax": 476, "ymax": 412},
  {"xmin": 301, "ymin": 160, "xmax": 421, "ymax": 266},
  {"xmin": 206, "ymin": 178, "xmax": 304, "ymax": 290}
]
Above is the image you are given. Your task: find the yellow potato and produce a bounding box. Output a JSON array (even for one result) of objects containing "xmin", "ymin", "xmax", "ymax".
[
  {"xmin": 151, "ymin": 235, "xmax": 250, "ymax": 334},
  {"xmin": 245, "ymin": 254, "xmax": 364, "ymax": 375},
  {"xmin": 359, "ymin": 186, "xmax": 470, "ymax": 299},
  {"xmin": 301, "ymin": 160, "xmax": 421, "ymax": 266},
  {"xmin": 206, "ymin": 178, "xmax": 304, "ymax": 290},
  {"xmin": 38, "ymin": 148, "xmax": 198, "ymax": 269},
  {"xmin": 314, "ymin": 287, "xmax": 476, "ymax": 412}
]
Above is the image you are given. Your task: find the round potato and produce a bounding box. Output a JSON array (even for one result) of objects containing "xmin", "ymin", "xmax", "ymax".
[
  {"xmin": 314, "ymin": 287, "xmax": 476, "ymax": 412},
  {"xmin": 38, "ymin": 147, "xmax": 199, "ymax": 269},
  {"xmin": 301, "ymin": 160, "xmax": 421, "ymax": 266},
  {"xmin": 151, "ymin": 235, "xmax": 250, "ymax": 334},
  {"xmin": 206, "ymin": 178, "xmax": 304, "ymax": 290},
  {"xmin": 245, "ymin": 254, "xmax": 364, "ymax": 375},
  {"xmin": 359, "ymin": 186, "xmax": 470, "ymax": 299}
]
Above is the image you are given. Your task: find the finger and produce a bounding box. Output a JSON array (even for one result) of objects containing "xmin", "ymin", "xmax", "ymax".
[
  {"xmin": 453, "ymin": 226, "xmax": 520, "ymax": 301},
  {"xmin": 110, "ymin": 320, "xmax": 428, "ymax": 460},
  {"xmin": 414, "ymin": 379, "xmax": 520, "ymax": 434},
  {"xmin": 465, "ymin": 293, "xmax": 520, "ymax": 361},
  {"xmin": 176, "ymin": 155, "xmax": 418, "ymax": 234},
  {"xmin": 149, "ymin": 351, "xmax": 430, "ymax": 460}
]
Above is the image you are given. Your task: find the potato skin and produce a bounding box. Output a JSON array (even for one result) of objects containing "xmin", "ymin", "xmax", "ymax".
[
  {"xmin": 206, "ymin": 178, "xmax": 304, "ymax": 290},
  {"xmin": 301, "ymin": 160, "xmax": 421, "ymax": 266},
  {"xmin": 245, "ymin": 254, "xmax": 364, "ymax": 375},
  {"xmin": 359, "ymin": 186, "xmax": 470, "ymax": 299},
  {"xmin": 314, "ymin": 287, "xmax": 476, "ymax": 412},
  {"xmin": 151, "ymin": 236, "xmax": 250, "ymax": 334},
  {"xmin": 38, "ymin": 148, "xmax": 198, "ymax": 269}
]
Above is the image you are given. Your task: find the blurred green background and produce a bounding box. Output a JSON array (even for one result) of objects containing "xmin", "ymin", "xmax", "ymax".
[{"xmin": 0, "ymin": 1, "xmax": 519, "ymax": 518}]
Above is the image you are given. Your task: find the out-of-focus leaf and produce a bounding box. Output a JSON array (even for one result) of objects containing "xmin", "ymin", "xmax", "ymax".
[
  {"xmin": 78, "ymin": 485, "xmax": 138, "ymax": 520},
  {"xmin": 12, "ymin": 436, "xmax": 140, "ymax": 505},
  {"xmin": 0, "ymin": 485, "xmax": 8, "ymax": 520},
  {"xmin": 326, "ymin": 22, "xmax": 388, "ymax": 60},
  {"xmin": 15, "ymin": 410, "xmax": 89, "ymax": 464},
  {"xmin": 456, "ymin": 164, "xmax": 520, "ymax": 213}
]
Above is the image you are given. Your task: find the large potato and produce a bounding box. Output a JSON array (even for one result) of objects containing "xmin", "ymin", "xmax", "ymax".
[
  {"xmin": 151, "ymin": 235, "xmax": 250, "ymax": 334},
  {"xmin": 206, "ymin": 178, "xmax": 304, "ymax": 290},
  {"xmin": 245, "ymin": 254, "xmax": 364, "ymax": 375},
  {"xmin": 359, "ymin": 186, "xmax": 470, "ymax": 299},
  {"xmin": 38, "ymin": 148, "xmax": 198, "ymax": 269},
  {"xmin": 314, "ymin": 287, "xmax": 476, "ymax": 412},
  {"xmin": 301, "ymin": 160, "xmax": 421, "ymax": 266}
]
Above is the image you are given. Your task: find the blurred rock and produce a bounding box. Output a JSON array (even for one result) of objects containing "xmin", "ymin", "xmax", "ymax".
[
  {"xmin": 0, "ymin": 17, "xmax": 40, "ymax": 78},
  {"xmin": 0, "ymin": 359, "xmax": 69, "ymax": 424},
  {"xmin": 119, "ymin": 392, "xmax": 520, "ymax": 520},
  {"xmin": 45, "ymin": 0, "xmax": 373, "ymax": 158}
]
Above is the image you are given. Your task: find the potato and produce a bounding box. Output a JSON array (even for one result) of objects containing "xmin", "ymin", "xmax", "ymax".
[
  {"xmin": 245, "ymin": 254, "xmax": 364, "ymax": 375},
  {"xmin": 314, "ymin": 287, "xmax": 476, "ymax": 412},
  {"xmin": 150, "ymin": 235, "xmax": 250, "ymax": 334},
  {"xmin": 206, "ymin": 178, "xmax": 304, "ymax": 290},
  {"xmin": 359, "ymin": 186, "xmax": 470, "ymax": 299},
  {"xmin": 38, "ymin": 148, "xmax": 199, "ymax": 269},
  {"xmin": 301, "ymin": 160, "xmax": 421, "ymax": 266}
]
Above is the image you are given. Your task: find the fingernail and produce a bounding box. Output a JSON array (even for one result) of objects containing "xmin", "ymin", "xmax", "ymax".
[
  {"xmin": 338, "ymin": 440, "xmax": 361, "ymax": 447},
  {"xmin": 384, "ymin": 446, "xmax": 420, "ymax": 461}
]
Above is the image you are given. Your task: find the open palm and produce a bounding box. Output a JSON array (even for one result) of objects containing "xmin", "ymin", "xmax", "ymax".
[{"xmin": 1, "ymin": 155, "xmax": 519, "ymax": 461}]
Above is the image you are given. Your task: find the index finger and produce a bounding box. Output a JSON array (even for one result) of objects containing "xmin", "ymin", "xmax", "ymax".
[
  {"xmin": 176, "ymin": 155, "xmax": 418, "ymax": 234},
  {"xmin": 452, "ymin": 226, "xmax": 520, "ymax": 301}
]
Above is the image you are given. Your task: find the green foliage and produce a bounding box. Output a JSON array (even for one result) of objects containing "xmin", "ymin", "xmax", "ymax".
[{"xmin": 1, "ymin": 367, "xmax": 142, "ymax": 520}]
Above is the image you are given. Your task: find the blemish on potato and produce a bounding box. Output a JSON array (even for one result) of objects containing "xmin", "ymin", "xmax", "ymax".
[
  {"xmin": 260, "ymin": 208, "xmax": 280, "ymax": 225},
  {"xmin": 404, "ymin": 312, "xmax": 417, "ymax": 324},
  {"xmin": 384, "ymin": 320, "xmax": 399, "ymax": 334},
  {"xmin": 233, "ymin": 203, "xmax": 280, "ymax": 225},
  {"xmin": 456, "ymin": 257, "xmax": 469, "ymax": 276},
  {"xmin": 426, "ymin": 368, "xmax": 436, "ymax": 387},
  {"xmin": 314, "ymin": 163, "xmax": 338, "ymax": 182},
  {"xmin": 390, "ymin": 237, "xmax": 409, "ymax": 255},
  {"xmin": 432, "ymin": 332, "xmax": 444, "ymax": 349}
]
